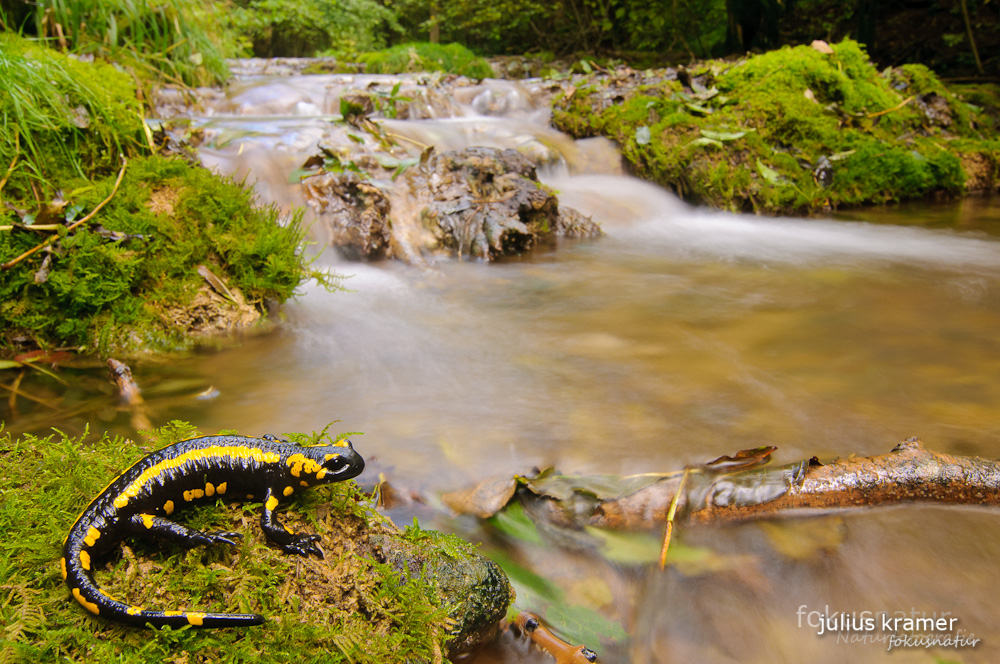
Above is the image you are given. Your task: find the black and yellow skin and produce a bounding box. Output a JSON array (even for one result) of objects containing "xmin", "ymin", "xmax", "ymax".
[{"xmin": 61, "ymin": 434, "xmax": 364, "ymax": 629}]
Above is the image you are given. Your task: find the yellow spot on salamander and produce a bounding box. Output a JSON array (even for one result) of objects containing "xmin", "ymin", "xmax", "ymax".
[
  {"xmin": 79, "ymin": 550, "xmax": 91, "ymax": 571},
  {"xmin": 283, "ymin": 525, "xmax": 294, "ymax": 534},
  {"xmin": 72, "ymin": 588, "xmax": 100, "ymax": 615},
  {"xmin": 163, "ymin": 610, "xmax": 184, "ymax": 617},
  {"xmin": 283, "ymin": 486, "xmax": 294, "ymax": 496},
  {"xmin": 286, "ymin": 453, "xmax": 324, "ymax": 479},
  {"xmin": 141, "ymin": 514, "xmax": 156, "ymax": 529},
  {"xmin": 60, "ymin": 557, "xmax": 68, "ymax": 580},
  {"xmin": 127, "ymin": 606, "xmax": 144, "ymax": 616},
  {"xmin": 116, "ymin": 446, "xmax": 280, "ymax": 506},
  {"xmin": 265, "ymin": 496, "xmax": 279, "ymax": 511},
  {"xmin": 164, "ymin": 500, "xmax": 175, "ymax": 515},
  {"xmin": 84, "ymin": 527, "xmax": 101, "ymax": 547},
  {"xmin": 316, "ymin": 468, "xmax": 328, "ymax": 480},
  {"xmin": 217, "ymin": 482, "xmax": 227, "ymax": 495},
  {"xmin": 183, "ymin": 488, "xmax": 205, "ymax": 501},
  {"xmin": 324, "ymin": 453, "xmax": 340, "ymax": 461},
  {"xmin": 205, "ymin": 482, "xmax": 215, "ymax": 497},
  {"xmin": 300, "ymin": 481, "xmax": 309, "ymax": 487},
  {"xmin": 187, "ymin": 612, "xmax": 207, "ymax": 626}
]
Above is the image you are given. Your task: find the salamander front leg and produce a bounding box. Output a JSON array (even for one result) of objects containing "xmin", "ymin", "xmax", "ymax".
[
  {"xmin": 127, "ymin": 514, "xmax": 242, "ymax": 548},
  {"xmin": 259, "ymin": 488, "xmax": 323, "ymax": 557}
]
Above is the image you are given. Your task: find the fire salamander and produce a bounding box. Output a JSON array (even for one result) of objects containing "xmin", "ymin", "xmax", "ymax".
[{"xmin": 61, "ymin": 434, "xmax": 364, "ymax": 629}]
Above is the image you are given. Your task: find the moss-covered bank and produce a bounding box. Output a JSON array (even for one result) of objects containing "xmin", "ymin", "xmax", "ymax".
[
  {"xmin": 0, "ymin": 33, "xmax": 327, "ymax": 356},
  {"xmin": 0, "ymin": 424, "xmax": 512, "ymax": 662},
  {"xmin": 552, "ymin": 40, "xmax": 1000, "ymax": 214}
]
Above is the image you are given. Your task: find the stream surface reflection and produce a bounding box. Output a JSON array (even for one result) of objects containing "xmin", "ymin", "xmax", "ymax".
[{"xmin": 11, "ymin": 66, "xmax": 1000, "ymax": 663}]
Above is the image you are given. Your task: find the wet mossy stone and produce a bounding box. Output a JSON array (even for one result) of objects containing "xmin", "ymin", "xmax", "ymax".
[{"xmin": 373, "ymin": 530, "xmax": 514, "ymax": 656}]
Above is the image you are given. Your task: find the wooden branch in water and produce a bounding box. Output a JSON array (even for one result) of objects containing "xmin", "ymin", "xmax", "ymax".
[
  {"xmin": 591, "ymin": 438, "xmax": 1000, "ymax": 529},
  {"xmin": 107, "ymin": 358, "xmax": 152, "ymax": 431}
]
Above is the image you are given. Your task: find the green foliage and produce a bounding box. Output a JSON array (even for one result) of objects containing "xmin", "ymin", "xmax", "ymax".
[
  {"xmin": 3, "ymin": 0, "xmax": 231, "ymax": 86},
  {"xmin": 384, "ymin": 0, "xmax": 728, "ymax": 58},
  {"xmin": 553, "ymin": 40, "xmax": 992, "ymax": 213},
  {"xmin": 0, "ymin": 155, "xmax": 333, "ymax": 354},
  {"xmin": 357, "ymin": 42, "xmax": 493, "ymax": 78},
  {"xmin": 0, "ymin": 424, "xmax": 451, "ymax": 663},
  {"xmin": 223, "ymin": 0, "xmax": 400, "ymax": 57}
]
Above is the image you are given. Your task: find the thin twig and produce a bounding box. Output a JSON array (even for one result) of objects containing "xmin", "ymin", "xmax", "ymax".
[
  {"xmin": 959, "ymin": 0, "xmax": 985, "ymax": 76},
  {"xmin": 0, "ymin": 380, "xmax": 60, "ymax": 410},
  {"xmin": 7, "ymin": 370, "xmax": 24, "ymax": 412},
  {"xmin": 0, "ymin": 132, "xmax": 20, "ymax": 196},
  {"xmin": 1, "ymin": 156, "xmax": 127, "ymax": 271},
  {"xmin": 867, "ymin": 95, "xmax": 914, "ymax": 118},
  {"xmin": 658, "ymin": 467, "xmax": 690, "ymax": 571}
]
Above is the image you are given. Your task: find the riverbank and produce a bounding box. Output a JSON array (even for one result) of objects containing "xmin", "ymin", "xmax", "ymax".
[{"xmin": 549, "ymin": 40, "xmax": 999, "ymax": 214}]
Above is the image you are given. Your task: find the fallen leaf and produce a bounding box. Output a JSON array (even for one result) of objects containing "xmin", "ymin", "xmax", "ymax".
[
  {"xmin": 442, "ymin": 475, "xmax": 517, "ymax": 518},
  {"xmin": 811, "ymin": 39, "xmax": 834, "ymax": 54},
  {"xmin": 704, "ymin": 446, "xmax": 777, "ymax": 472}
]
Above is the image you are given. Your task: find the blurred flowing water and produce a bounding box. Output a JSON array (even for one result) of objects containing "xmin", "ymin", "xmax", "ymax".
[{"xmin": 9, "ymin": 64, "xmax": 1000, "ymax": 662}]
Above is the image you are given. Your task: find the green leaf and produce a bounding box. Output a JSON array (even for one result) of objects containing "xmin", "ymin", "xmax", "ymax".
[
  {"xmin": 488, "ymin": 501, "xmax": 542, "ymax": 544},
  {"xmin": 635, "ymin": 126, "xmax": 652, "ymax": 145},
  {"xmin": 684, "ymin": 102, "xmax": 712, "ymax": 115},
  {"xmin": 688, "ymin": 137, "xmax": 724, "ymax": 149},
  {"xmin": 755, "ymin": 158, "xmax": 784, "ymax": 185},
  {"xmin": 584, "ymin": 526, "xmax": 661, "ymax": 564},
  {"xmin": 700, "ymin": 129, "xmax": 749, "ymax": 142},
  {"xmin": 0, "ymin": 360, "xmax": 25, "ymax": 370}
]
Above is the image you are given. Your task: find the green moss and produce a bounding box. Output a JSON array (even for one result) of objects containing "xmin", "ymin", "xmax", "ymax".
[
  {"xmin": 0, "ymin": 424, "xmax": 454, "ymax": 663},
  {"xmin": 1, "ymin": 155, "xmax": 331, "ymax": 355},
  {"xmin": 552, "ymin": 39, "xmax": 998, "ymax": 213},
  {"xmin": 356, "ymin": 42, "xmax": 493, "ymax": 79}
]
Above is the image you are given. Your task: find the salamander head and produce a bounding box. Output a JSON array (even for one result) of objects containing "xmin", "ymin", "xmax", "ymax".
[{"xmin": 314, "ymin": 440, "xmax": 365, "ymax": 483}]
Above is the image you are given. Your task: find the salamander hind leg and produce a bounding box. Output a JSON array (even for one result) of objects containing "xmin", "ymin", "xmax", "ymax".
[
  {"xmin": 259, "ymin": 489, "xmax": 323, "ymax": 558},
  {"xmin": 128, "ymin": 514, "xmax": 243, "ymax": 548}
]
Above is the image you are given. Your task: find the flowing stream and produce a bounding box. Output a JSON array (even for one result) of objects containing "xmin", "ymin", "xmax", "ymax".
[{"xmin": 11, "ymin": 62, "xmax": 1000, "ymax": 662}]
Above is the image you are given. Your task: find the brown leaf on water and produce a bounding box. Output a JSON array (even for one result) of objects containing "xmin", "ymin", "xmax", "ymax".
[
  {"xmin": 13, "ymin": 349, "xmax": 73, "ymax": 365},
  {"xmin": 442, "ymin": 475, "xmax": 518, "ymax": 518},
  {"xmin": 703, "ymin": 446, "xmax": 777, "ymax": 472}
]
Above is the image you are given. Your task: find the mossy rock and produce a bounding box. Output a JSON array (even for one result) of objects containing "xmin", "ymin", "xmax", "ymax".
[
  {"xmin": 1, "ymin": 155, "xmax": 331, "ymax": 355},
  {"xmin": 552, "ymin": 40, "xmax": 1000, "ymax": 213},
  {"xmin": 0, "ymin": 424, "xmax": 513, "ymax": 662},
  {"xmin": 356, "ymin": 42, "xmax": 494, "ymax": 79}
]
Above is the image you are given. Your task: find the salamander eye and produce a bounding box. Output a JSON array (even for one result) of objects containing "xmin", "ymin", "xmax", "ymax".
[{"xmin": 321, "ymin": 442, "xmax": 364, "ymax": 479}]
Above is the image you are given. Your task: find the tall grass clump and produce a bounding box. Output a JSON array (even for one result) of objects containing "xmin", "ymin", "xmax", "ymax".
[
  {"xmin": 1, "ymin": 0, "xmax": 231, "ymax": 87},
  {"xmin": 0, "ymin": 33, "xmax": 145, "ymax": 197}
]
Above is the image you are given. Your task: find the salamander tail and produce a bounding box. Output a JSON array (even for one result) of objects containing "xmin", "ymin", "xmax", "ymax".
[{"xmin": 62, "ymin": 547, "xmax": 264, "ymax": 628}]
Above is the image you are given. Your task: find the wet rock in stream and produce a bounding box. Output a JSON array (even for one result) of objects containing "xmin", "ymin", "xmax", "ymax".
[{"xmin": 304, "ymin": 146, "xmax": 601, "ymax": 262}]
